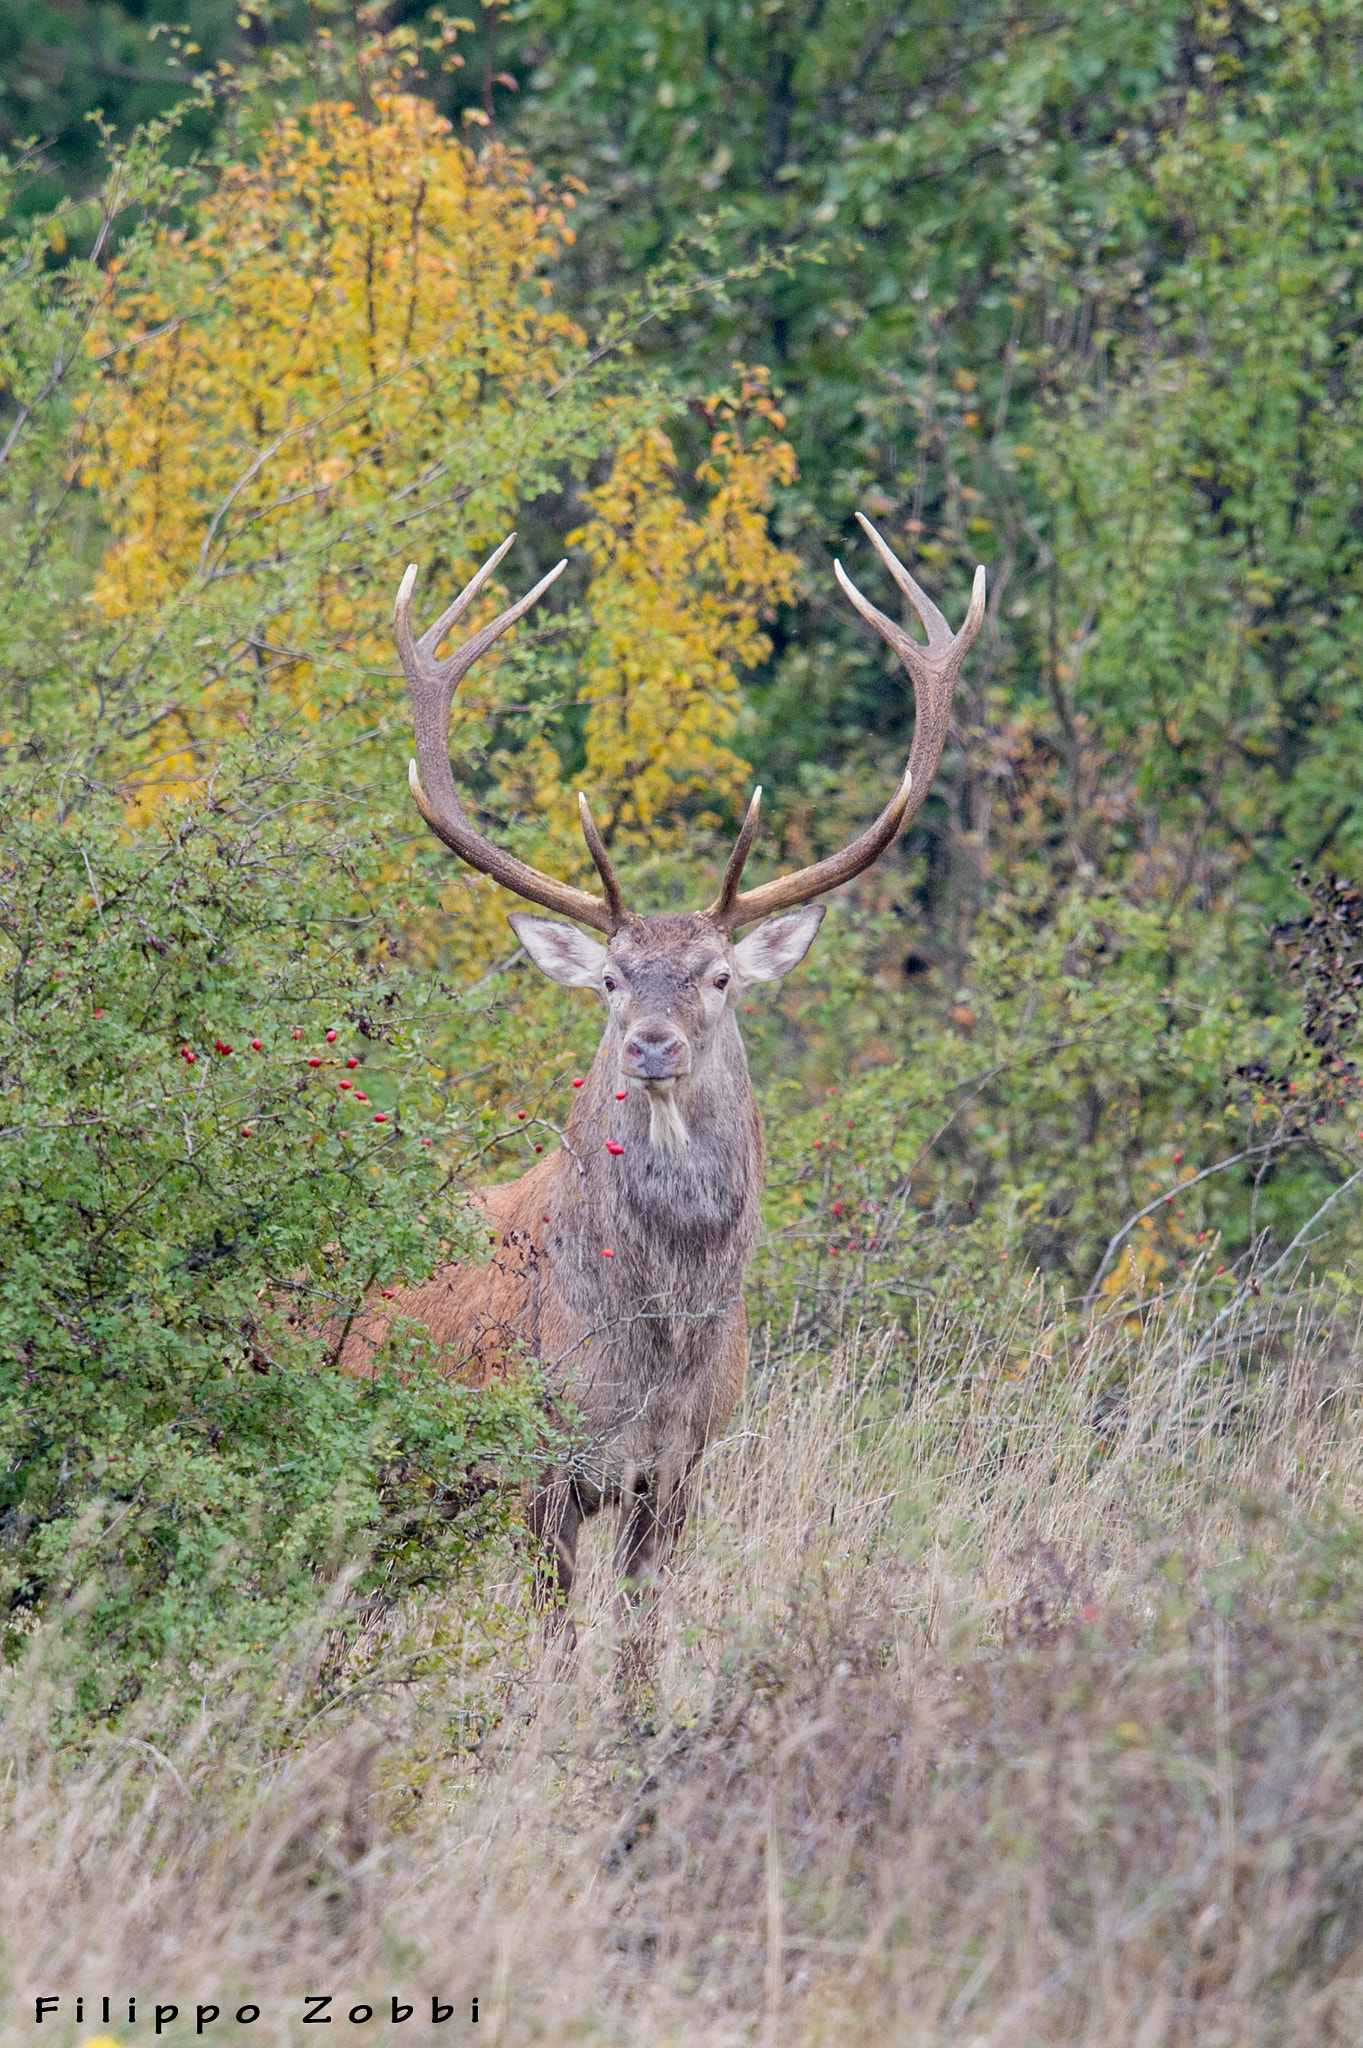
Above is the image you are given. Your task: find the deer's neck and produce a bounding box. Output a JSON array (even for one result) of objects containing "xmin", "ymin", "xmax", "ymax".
[{"xmin": 554, "ymin": 1022, "xmax": 762, "ymax": 1258}]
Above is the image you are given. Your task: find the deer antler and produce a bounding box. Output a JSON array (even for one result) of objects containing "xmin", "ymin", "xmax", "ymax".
[
  {"xmin": 706, "ymin": 514, "xmax": 985, "ymax": 930},
  {"xmin": 397, "ymin": 537, "xmax": 627, "ymax": 935}
]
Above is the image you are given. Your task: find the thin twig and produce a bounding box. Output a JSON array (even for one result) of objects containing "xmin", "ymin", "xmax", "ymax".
[{"xmin": 1083, "ymin": 1141, "xmax": 1309, "ymax": 1310}]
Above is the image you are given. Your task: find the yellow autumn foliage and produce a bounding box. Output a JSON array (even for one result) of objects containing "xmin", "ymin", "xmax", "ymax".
[
  {"xmin": 85, "ymin": 92, "xmax": 799, "ymax": 947},
  {"xmin": 571, "ymin": 373, "xmax": 799, "ymax": 848},
  {"xmin": 504, "ymin": 374, "xmax": 800, "ymax": 874},
  {"xmin": 91, "ymin": 92, "xmax": 579, "ymax": 622},
  {"xmin": 87, "ymin": 90, "xmax": 583, "ymax": 816}
]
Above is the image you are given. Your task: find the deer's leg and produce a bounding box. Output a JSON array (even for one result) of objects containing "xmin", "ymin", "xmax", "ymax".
[
  {"xmin": 615, "ymin": 1455, "xmax": 699, "ymax": 1592},
  {"xmin": 613, "ymin": 1481, "xmax": 662, "ymax": 1711},
  {"xmin": 526, "ymin": 1471, "xmax": 584, "ymax": 1653},
  {"xmin": 614, "ymin": 1483, "xmax": 661, "ymax": 1599},
  {"xmin": 612, "ymin": 1458, "xmax": 697, "ymax": 1704}
]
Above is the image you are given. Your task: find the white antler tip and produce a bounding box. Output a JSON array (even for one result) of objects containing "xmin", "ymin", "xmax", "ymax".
[
  {"xmin": 395, "ymin": 563, "xmax": 418, "ymax": 618},
  {"xmin": 407, "ymin": 758, "xmax": 421, "ymax": 794}
]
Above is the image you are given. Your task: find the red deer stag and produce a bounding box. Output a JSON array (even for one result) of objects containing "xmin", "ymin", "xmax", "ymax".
[{"xmin": 341, "ymin": 518, "xmax": 984, "ymax": 1633}]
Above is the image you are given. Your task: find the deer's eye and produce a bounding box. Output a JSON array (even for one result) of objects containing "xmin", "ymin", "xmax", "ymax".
[
  {"xmin": 714, "ymin": 972, "xmax": 730, "ymax": 990},
  {"xmin": 603, "ymin": 974, "xmax": 617, "ymax": 993}
]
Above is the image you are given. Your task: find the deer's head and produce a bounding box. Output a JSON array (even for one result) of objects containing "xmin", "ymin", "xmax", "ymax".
[
  {"xmin": 497, "ymin": 908, "xmax": 825, "ymax": 1149},
  {"xmin": 395, "ymin": 520, "xmax": 984, "ymax": 1148}
]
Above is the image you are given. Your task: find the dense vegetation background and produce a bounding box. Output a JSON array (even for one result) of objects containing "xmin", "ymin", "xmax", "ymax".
[
  {"xmin": 6, "ymin": 0, "xmax": 1363, "ymax": 1708},
  {"xmin": 11, "ymin": 11, "xmax": 1363, "ymax": 2043}
]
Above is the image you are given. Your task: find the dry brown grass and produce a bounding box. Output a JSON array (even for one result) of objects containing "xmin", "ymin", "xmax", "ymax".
[{"xmin": 6, "ymin": 1278, "xmax": 1363, "ymax": 2047}]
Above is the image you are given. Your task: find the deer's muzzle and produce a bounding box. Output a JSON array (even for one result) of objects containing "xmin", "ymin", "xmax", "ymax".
[{"xmin": 623, "ymin": 1026, "xmax": 690, "ymax": 1080}]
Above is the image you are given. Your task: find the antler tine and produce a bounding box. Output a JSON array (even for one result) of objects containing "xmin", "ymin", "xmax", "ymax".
[
  {"xmin": 852, "ymin": 510, "xmax": 955, "ymax": 647},
  {"xmin": 708, "ymin": 519, "xmax": 984, "ymax": 931},
  {"xmin": 403, "ymin": 530, "xmax": 518, "ymax": 663},
  {"xmin": 398, "ymin": 541, "xmax": 622, "ymax": 935},
  {"xmin": 576, "ymin": 793, "xmax": 625, "ymax": 928},
  {"xmin": 707, "ymin": 785, "xmax": 763, "ymax": 923},
  {"xmin": 837, "ymin": 514, "xmax": 987, "ymax": 682}
]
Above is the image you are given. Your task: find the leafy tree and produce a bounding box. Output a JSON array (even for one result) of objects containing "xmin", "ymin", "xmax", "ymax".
[
  {"xmin": 80, "ymin": 91, "xmax": 800, "ymax": 958},
  {"xmin": 551, "ymin": 373, "xmax": 798, "ymax": 852},
  {"xmin": 501, "ymin": 1, "xmax": 1363, "ymax": 927},
  {"xmin": 84, "ymin": 90, "xmax": 594, "ymax": 804}
]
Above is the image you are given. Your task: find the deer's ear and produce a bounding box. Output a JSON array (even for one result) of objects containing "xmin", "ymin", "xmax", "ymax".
[
  {"xmin": 732, "ymin": 904, "xmax": 826, "ymax": 983},
  {"xmin": 508, "ymin": 913, "xmax": 608, "ymax": 988}
]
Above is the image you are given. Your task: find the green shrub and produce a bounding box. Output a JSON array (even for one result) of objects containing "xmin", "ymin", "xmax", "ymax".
[{"xmin": 0, "ymin": 753, "xmax": 555, "ymax": 1720}]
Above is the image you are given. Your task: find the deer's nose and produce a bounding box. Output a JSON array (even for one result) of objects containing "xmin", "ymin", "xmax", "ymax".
[{"xmin": 624, "ymin": 1026, "xmax": 688, "ymax": 1079}]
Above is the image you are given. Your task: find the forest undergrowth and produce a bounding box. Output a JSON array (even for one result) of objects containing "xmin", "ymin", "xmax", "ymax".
[{"xmin": 6, "ymin": 1262, "xmax": 1363, "ymax": 2048}]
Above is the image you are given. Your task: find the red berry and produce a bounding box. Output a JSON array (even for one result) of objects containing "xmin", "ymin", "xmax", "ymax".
[
  {"xmin": 571, "ymin": 1077, "xmax": 585, "ymax": 1088},
  {"xmin": 831, "ymin": 1201, "xmax": 844, "ymax": 1216},
  {"xmin": 380, "ymin": 1289, "xmax": 395, "ymax": 1299},
  {"xmin": 374, "ymin": 1113, "xmax": 388, "ymax": 1124},
  {"xmin": 742, "ymin": 1004, "xmax": 755, "ymax": 1013},
  {"xmin": 214, "ymin": 1039, "xmax": 233, "ymax": 1055},
  {"xmin": 339, "ymin": 1080, "xmax": 352, "ymax": 1091},
  {"xmin": 1216, "ymin": 1266, "xmax": 1226, "ymax": 1275},
  {"xmin": 606, "ymin": 1140, "xmax": 624, "ymax": 1155},
  {"xmin": 517, "ymin": 1110, "xmax": 527, "ymax": 1119},
  {"xmin": 240, "ymin": 1126, "xmax": 253, "ymax": 1137},
  {"xmin": 346, "ymin": 1057, "xmax": 359, "ymax": 1069},
  {"xmin": 601, "ymin": 1246, "xmax": 614, "ymax": 1257},
  {"xmin": 615, "ymin": 1090, "xmax": 628, "ymax": 1101},
  {"xmin": 180, "ymin": 1047, "xmax": 196, "ymax": 1063},
  {"xmin": 307, "ymin": 1056, "xmax": 322, "ymax": 1067},
  {"xmin": 421, "ymin": 1138, "xmax": 432, "ymax": 1147},
  {"xmin": 93, "ymin": 1008, "xmax": 105, "ymax": 1019},
  {"xmin": 535, "ymin": 1144, "xmax": 543, "ymax": 1152},
  {"xmin": 291, "ymin": 1028, "xmax": 303, "ymax": 1041},
  {"xmin": 250, "ymin": 1038, "xmax": 263, "ymax": 1051},
  {"xmin": 326, "ymin": 1029, "xmax": 338, "ymax": 1043},
  {"xmin": 354, "ymin": 1091, "xmax": 368, "ymax": 1102},
  {"xmin": 1173, "ymin": 1152, "xmax": 1183, "ymax": 1163}
]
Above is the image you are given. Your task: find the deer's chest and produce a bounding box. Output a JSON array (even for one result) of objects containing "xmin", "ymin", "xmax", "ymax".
[{"xmin": 549, "ymin": 1126, "xmax": 757, "ymax": 1376}]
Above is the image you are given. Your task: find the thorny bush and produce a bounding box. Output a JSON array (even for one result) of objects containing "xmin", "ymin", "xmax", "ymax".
[{"xmin": 0, "ymin": 754, "xmax": 557, "ymax": 1722}]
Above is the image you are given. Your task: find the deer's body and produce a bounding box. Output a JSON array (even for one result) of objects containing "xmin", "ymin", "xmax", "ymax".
[
  {"xmin": 340, "ymin": 915, "xmax": 768, "ymax": 1600},
  {"xmin": 374, "ymin": 520, "xmax": 983, "ymax": 1630}
]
